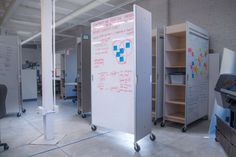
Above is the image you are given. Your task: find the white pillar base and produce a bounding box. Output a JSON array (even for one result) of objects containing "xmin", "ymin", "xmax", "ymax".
[{"xmin": 43, "ymin": 112, "xmax": 54, "ymax": 140}]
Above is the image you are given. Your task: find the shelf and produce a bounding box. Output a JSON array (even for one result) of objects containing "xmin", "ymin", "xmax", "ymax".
[
  {"xmin": 165, "ymin": 83, "xmax": 185, "ymax": 87},
  {"xmin": 166, "ymin": 48, "xmax": 186, "ymax": 52},
  {"xmin": 166, "ymin": 31, "xmax": 185, "ymax": 37},
  {"xmin": 165, "ymin": 66, "xmax": 186, "ymax": 68},
  {"xmin": 165, "ymin": 112, "xmax": 185, "ymax": 124},
  {"xmin": 152, "ymin": 98, "xmax": 156, "ymax": 101},
  {"xmin": 166, "ymin": 99, "xmax": 185, "ymax": 106},
  {"xmin": 166, "ymin": 23, "xmax": 186, "ymax": 37}
]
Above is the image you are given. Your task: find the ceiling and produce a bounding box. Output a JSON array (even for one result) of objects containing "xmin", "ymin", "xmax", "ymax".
[{"xmin": 0, "ymin": 0, "xmax": 140, "ymax": 44}]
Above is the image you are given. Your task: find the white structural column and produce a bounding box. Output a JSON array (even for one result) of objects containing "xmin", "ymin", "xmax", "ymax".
[{"xmin": 41, "ymin": 0, "xmax": 54, "ymax": 140}]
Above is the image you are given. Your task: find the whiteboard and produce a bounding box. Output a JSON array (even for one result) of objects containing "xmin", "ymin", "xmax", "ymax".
[
  {"xmin": 22, "ymin": 69, "xmax": 37, "ymax": 100},
  {"xmin": 91, "ymin": 12, "xmax": 136, "ymax": 134},
  {"xmin": 186, "ymin": 24, "xmax": 209, "ymax": 124},
  {"xmin": 0, "ymin": 36, "xmax": 20, "ymax": 114}
]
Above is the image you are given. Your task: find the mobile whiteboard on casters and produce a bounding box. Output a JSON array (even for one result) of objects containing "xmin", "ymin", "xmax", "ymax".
[
  {"xmin": 91, "ymin": 5, "xmax": 154, "ymax": 152},
  {"xmin": 0, "ymin": 36, "xmax": 22, "ymax": 116}
]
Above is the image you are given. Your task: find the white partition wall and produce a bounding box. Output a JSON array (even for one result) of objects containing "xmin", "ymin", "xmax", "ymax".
[
  {"xmin": 91, "ymin": 5, "xmax": 154, "ymax": 152},
  {"xmin": 0, "ymin": 36, "xmax": 22, "ymax": 116}
]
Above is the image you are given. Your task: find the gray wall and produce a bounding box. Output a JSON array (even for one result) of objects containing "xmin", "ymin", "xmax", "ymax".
[
  {"xmin": 135, "ymin": 0, "xmax": 168, "ymax": 29},
  {"xmin": 169, "ymin": 0, "xmax": 236, "ymax": 54},
  {"xmin": 136, "ymin": 0, "xmax": 236, "ymax": 54}
]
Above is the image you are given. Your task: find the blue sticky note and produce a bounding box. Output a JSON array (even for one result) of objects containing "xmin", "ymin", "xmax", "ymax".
[
  {"xmin": 113, "ymin": 45, "xmax": 118, "ymax": 51},
  {"xmin": 126, "ymin": 42, "xmax": 130, "ymax": 48},
  {"xmin": 116, "ymin": 52, "xmax": 120, "ymax": 57},
  {"xmin": 120, "ymin": 48, "xmax": 124, "ymax": 54},
  {"xmin": 192, "ymin": 73, "xmax": 194, "ymax": 78},
  {"xmin": 120, "ymin": 57, "xmax": 124, "ymax": 62}
]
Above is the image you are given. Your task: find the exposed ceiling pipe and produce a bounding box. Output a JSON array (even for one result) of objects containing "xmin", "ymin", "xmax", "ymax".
[
  {"xmin": 1, "ymin": 0, "xmax": 26, "ymax": 26},
  {"xmin": 58, "ymin": 0, "xmax": 136, "ymax": 34},
  {"xmin": 56, "ymin": 33, "xmax": 76, "ymax": 38},
  {"xmin": 21, "ymin": 0, "xmax": 110, "ymax": 45}
]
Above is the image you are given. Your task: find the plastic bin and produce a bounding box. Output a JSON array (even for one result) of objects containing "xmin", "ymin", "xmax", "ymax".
[{"xmin": 169, "ymin": 72, "xmax": 185, "ymax": 84}]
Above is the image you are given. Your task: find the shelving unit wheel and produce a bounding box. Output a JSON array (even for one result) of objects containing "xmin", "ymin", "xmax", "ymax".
[
  {"xmin": 82, "ymin": 114, "xmax": 86, "ymax": 118},
  {"xmin": 160, "ymin": 121, "xmax": 165, "ymax": 127},
  {"xmin": 4, "ymin": 144, "xmax": 9, "ymax": 150},
  {"xmin": 215, "ymin": 138, "xmax": 218, "ymax": 142},
  {"xmin": 22, "ymin": 108, "xmax": 26, "ymax": 113},
  {"xmin": 182, "ymin": 127, "xmax": 187, "ymax": 132},
  {"xmin": 91, "ymin": 125, "xmax": 97, "ymax": 131},
  {"xmin": 134, "ymin": 143, "xmax": 140, "ymax": 152},
  {"xmin": 202, "ymin": 115, "xmax": 208, "ymax": 120},
  {"xmin": 17, "ymin": 112, "xmax": 21, "ymax": 117},
  {"xmin": 153, "ymin": 119, "xmax": 157, "ymax": 125},
  {"xmin": 78, "ymin": 110, "xmax": 82, "ymax": 115},
  {"xmin": 149, "ymin": 133, "xmax": 156, "ymax": 141}
]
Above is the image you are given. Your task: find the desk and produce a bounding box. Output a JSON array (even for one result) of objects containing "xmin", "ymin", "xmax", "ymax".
[{"xmin": 65, "ymin": 82, "xmax": 77, "ymax": 86}]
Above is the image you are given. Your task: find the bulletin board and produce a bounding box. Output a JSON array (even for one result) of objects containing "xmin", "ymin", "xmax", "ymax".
[
  {"xmin": 91, "ymin": 11, "xmax": 136, "ymax": 134},
  {"xmin": 0, "ymin": 36, "xmax": 21, "ymax": 114},
  {"xmin": 186, "ymin": 23, "xmax": 209, "ymax": 125}
]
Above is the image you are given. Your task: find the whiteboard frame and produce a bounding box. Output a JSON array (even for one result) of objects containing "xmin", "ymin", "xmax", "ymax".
[
  {"xmin": 134, "ymin": 5, "xmax": 152, "ymax": 142},
  {"xmin": 0, "ymin": 36, "xmax": 22, "ymax": 115}
]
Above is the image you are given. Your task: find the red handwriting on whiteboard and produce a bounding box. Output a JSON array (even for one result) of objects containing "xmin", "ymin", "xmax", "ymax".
[
  {"xmin": 96, "ymin": 70, "xmax": 133, "ymax": 93},
  {"xmin": 94, "ymin": 58, "xmax": 104, "ymax": 68}
]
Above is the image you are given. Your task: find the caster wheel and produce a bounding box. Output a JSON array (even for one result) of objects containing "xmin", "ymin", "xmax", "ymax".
[
  {"xmin": 91, "ymin": 125, "xmax": 97, "ymax": 131},
  {"xmin": 153, "ymin": 120, "xmax": 157, "ymax": 126},
  {"xmin": 4, "ymin": 144, "xmax": 9, "ymax": 150},
  {"xmin": 82, "ymin": 114, "xmax": 86, "ymax": 118},
  {"xmin": 134, "ymin": 143, "xmax": 140, "ymax": 152},
  {"xmin": 150, "ymin": 133, "xmax": 156, "ymax": 141},
  {"xmin": 160, "ymin": 122, "xmax": 165, "ymax": 127},
  {"xmin": 22, "ymin": 108, "xmax": 26, "ymax": 113},
  {"xmin": 182, "ymin": 127, "xmax": 187, "ymax": 132},
  {"xmin": 78, "ymin": 110, "xmax": 82, "ymax": 115},
  {"xmin": 203, "ymin": 116, "xmax": 208, "ymax": 120},
  {"xmin": 215, "ymin": 138, "xmax": 218, "ymax": 142},
  {"xmin": 17, "ymin": 112, "xmax": 21, "ymax": 117}
]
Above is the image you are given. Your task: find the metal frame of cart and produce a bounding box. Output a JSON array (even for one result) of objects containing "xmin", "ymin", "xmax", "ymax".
[{"xmin": 162, "ymin": 21, "xmax": 209, "ymax": 132}]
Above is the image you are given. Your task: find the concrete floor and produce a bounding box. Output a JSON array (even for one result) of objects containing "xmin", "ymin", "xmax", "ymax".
[{"xmin": 0, "ymin": 99, "xmax": 227, "ymax": 157}]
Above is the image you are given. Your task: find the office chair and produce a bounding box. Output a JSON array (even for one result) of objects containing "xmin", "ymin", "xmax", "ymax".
[{"xmin": 0, "ymin": 84, "xmax": 9, "ymax": 150}]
